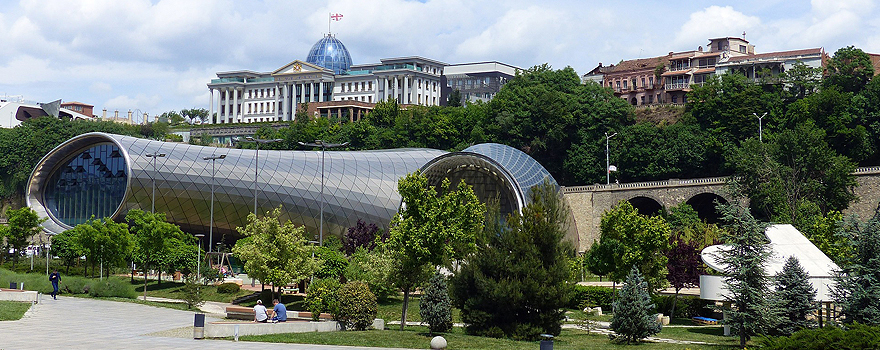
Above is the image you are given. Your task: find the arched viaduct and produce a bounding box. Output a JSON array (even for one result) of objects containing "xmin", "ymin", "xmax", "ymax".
[{"xmin": 563, "ymin": 167, "xmax": 880, "ymax": 253}]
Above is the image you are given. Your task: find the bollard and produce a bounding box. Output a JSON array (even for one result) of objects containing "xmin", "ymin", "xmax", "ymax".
[
  {"xmin": 19, "ymin": 282, "xmax": 24, "ymax": 290},
  {"xmin": 540, "ymin": 334, "xmax": 554, "ymax": 350},
  {"xmin": 193, "ymin": 313, "xmax": 206, "ymax": 339},
  {"xmin": 234, "ymin": 324, "xmax": 240, "ymax": 341}
]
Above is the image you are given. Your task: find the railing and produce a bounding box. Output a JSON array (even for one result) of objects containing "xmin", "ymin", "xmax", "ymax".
[
  {"xmin": 211, "ymin": 78, "xmax": 245, "ymax": 84},
  {"xmin": 665, "ymin": 82, "xmax": 690, "ymax": 90},
  {"xmin": 562, "ymin": 167, "xmax": 880, "ymax": 194}
]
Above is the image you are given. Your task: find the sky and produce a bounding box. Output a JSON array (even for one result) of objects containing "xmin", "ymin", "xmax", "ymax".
[{"xmin": 1, "ymin": 0, "xmax": 878, "ymax": 119}]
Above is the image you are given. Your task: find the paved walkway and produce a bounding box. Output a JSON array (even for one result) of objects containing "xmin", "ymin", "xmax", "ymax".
[{"xmin": 0, "ymin": 296, "xmax": 417, "ymax": 350}]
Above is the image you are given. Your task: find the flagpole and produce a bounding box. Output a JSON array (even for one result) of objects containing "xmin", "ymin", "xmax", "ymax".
[{"xmin": 328, "ymin": 12, "xmax": 331, "ymax": 34}]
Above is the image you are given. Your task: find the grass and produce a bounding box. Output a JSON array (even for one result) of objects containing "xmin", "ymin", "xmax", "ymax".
[
  {"xmin": 134, "ymin": 280, "xmax": 254, "ymax": 303},
  {"xmin": 0, "ymin": 300, "xmax": 31, "ymax": 321},
  {"xmin": 376, "ymin": 295, "xmax": 461, "ymax": 324},
  {"xmin": 241, "ymin": 325, "xmax": 739, "ymax": 349}
]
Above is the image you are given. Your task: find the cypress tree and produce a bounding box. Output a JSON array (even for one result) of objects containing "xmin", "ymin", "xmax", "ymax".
[
  {"xmin": 772, "ymin": 256, "xmax": 817, "ymax": 336},
  {"xmin": 610, "ymin": 266, "xmax": 662, "ymax": 344},
  {"xmin": 420, "ymin": 272, "xmax": 453, "ymax": 335},
  {"xmin": 450, "ymin": 181, "xmax": 575, "ymax": 340}
]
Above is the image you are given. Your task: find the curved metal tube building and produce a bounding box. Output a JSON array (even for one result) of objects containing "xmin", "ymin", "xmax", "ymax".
[{"xmin": 27, "ymin": 133, "xmax": 575, "ymax": 246}]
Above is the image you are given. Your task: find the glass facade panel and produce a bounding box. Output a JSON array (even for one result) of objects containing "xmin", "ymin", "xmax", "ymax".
[{"xmin": 43, "ymin": 143, "xmax": 127, "ymax": 226}]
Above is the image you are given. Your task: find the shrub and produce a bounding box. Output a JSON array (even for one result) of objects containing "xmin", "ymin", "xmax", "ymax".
[
  {"xmin": 761, "ymin": 324, "xmax": 880, "ymax": 350},
  {"xmin": 420, "ymin": 272, "xmax": 453, "ymax": 335},
  {"xmin": 336, "ymin": 281, "xmax": 378, "ymax": 330},
  {"xmin": 305, "ymin": 278, "xmax": 341, "ymax": 321},
  {"xmin": 571, "ymin": 285, "xmax": 616, "ymax": 310},
  {"xmin": 217, "ymin": 282, "xmax": 241, "ymax": 294},
  {"xmin": 259, "ymin": 289, "xmax": 274, "ymax": 307},
  {"xmin": 316, "ymin": 247, "xmax": 348, "ymax": 279},
  {"xmin": 86, "ymin": 279, "xmax": 137, "ymax": 298},
  {"xmin": 652, "ymin": 294, "xmax": 713, "ymax": 318},
  {"xmin": 344, "ymin": 248, "xmax": 395, "ymax": 302}
]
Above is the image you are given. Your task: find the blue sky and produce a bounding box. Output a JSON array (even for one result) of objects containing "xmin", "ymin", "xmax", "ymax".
[{"xmin": 1, "ymin": 0, "xmax": 877, "ymax": 117}]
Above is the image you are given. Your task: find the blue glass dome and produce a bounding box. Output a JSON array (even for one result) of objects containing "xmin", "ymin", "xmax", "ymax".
[{"xmin": 306, "ymin": 34, "xmax": 352, "ymax": 74}]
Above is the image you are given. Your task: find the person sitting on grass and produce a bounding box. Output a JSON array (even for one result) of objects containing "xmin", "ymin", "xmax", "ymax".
[
  {"xmin": 271, "ymin": 299, "xmax": 287, "ymax": 323},
  {"xmin": 253, "ymin": 300, "xmax": 269, "ymax": 323}
]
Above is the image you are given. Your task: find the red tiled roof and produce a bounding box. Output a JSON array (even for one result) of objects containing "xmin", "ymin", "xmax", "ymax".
[
  {"xmin": 607, "ymin": 56, "xmax": 669, "ymax": 74},
  {"xmin": 725, "ymin": 48, "xmax": 823, "ymax": 63}
]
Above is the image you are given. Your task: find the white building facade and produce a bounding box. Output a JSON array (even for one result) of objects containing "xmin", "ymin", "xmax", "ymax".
[{"xmin": 206, "ymin": 34, "xmax": 447, "ymax": 124}]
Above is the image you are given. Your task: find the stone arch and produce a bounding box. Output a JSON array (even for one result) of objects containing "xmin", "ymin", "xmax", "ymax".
[
  {"xmin": 627, "ymin": 196, "xmax": 663, "ymax": 216},
  {"xmin": 685, "ymin": 192, "xmax": 728, "ymax": 224}
]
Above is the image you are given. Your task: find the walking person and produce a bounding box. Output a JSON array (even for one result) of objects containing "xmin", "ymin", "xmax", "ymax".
[{"xmin": 49, "ymin": 270, "xmax": 61, "ymax": 300}]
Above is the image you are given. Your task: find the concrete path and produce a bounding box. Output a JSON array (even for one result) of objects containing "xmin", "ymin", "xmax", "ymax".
[{"xmin": 0, "ymin": 296, "xmax": 418, "ymax": 350}]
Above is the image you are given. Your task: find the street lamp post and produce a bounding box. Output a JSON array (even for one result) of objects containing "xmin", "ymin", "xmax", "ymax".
[
  {"xmin": 195, "ymin": 234, "xmax": 204, "ymax": 281},
  {"xmin": 241, "ymin": 137, "xmax": 282, "ymax": 217},
  {"xmin": 203, "ymin": 154, "xmax": 226, "ymax": 253},
  {"xmin": 297, "ymin": 140, "xmax": 349, "ymax": 246},
  {"xmin": 605, "ymin": 132, "xmax": 617, "ymax": 185},
  {"xmin": 145, "ymin": 152, "xmax": 166, "ymax": 213},
  {"xmin": 754, "ymin": 112, "xmax": 767, "ymax": 142}
]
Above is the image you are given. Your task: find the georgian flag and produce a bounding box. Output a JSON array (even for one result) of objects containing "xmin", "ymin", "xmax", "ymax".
[{"xmin": 331, "ymin": 13, "xmax": 343, "ymax": 21}]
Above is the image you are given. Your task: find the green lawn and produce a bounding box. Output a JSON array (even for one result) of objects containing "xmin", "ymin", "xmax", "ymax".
[
  {"xmin": 0, "ymin": 300, "xmax": 32, "ymax": 321},
  {"xmin": 241, "ymin": 325, "xmax": 739, "ymax": 349},
  {"xmin": 376, "ymin": 296, "xmax": 461, "ymax": 324},
  {"xmin": 133, "ymin": 280, "xmax": 255, "ymax": 303}
]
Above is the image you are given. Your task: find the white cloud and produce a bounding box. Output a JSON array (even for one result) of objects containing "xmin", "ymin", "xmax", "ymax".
[
  {"xmin": 1, "ymin": 0, "xmax": 879, "ymax": 114},
  {"xmin": 674, "ymin": 6, "xmax": 761, "ymax": 49},
  {"xmin": 104, "ymin": 94, "xmax": 162, "ymax": 113}
]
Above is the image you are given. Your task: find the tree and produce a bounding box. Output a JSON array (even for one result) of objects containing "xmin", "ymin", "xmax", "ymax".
[
  {"xmin": 450, "ymin": 181, "xmax": 574, "ymax": 340},
  {"xmin": 832, "ymin": 214, "xmax": 880, "ymax": 325},
  {"xmin": 159, "ymin": 111, "xmax": 186, "ymax": 125},
  {"xmin": 487, "ymin": 64, "xmax": 633, "ymax": 185},
  {"xmin": 825, "ymin": 46, "xmax": 875, "ymax": 93},
  {"xmin": 610, "ymin": 266, "xmax": 662, "ymax": 344},
  {"xmin": 772, "ymin": 256, "xmax": 817, "ymax": 336},
  {"xmin": 126, "ymin": 209, "xmax": 190, "ymax": 299},
  {"xmin": 586, "ymin": 201, "xmax": 670, "ymax": 290},
  {"xmin": 666, "ymin": 236, "xmax": 702, "ymax": 317},
  {"xmin": 72, "ymin": 217, "xmax": 132, "ymax": 279},
  {"xmin": 447, "ymin": 89, "xmax": 462, "ymax": 107},
  {"xmin": 727, "ymin": 122, "xmax": 857, "ymax": 223},
  {"xmin": 0, "ymin": 207, "xmax": 46, "ymax": 267},
  {"xmin": 232, "ymin": 207, "xmax": 318, "ymax": 296},
  {"xmin": 716, "ymin": 203, "xmax": 777, "ymax": 348},
  {"xmin": 780, "ymin": 61, "xmax": 823, "ymax": 100},
  {"xmin": 51, "ymin": 229, "xmax": 84, "ymax": 274},
  {"xmin": 420, "ymin": 272, "xmax": 453, "ymax": 335},
  {"xmin": 387, "ymin": 171, "xmax": 485, "ymax": 330},
  {"xmin": 342, "ymin": 219, "xmax": 385, "ymax": 255},
  {"xmin": 180, "ymin": 108, "xmax": 209, "ymax": 124},
  {"xmin": 344, "ymin": 247, "xmax": 396, "ymax": 302}
]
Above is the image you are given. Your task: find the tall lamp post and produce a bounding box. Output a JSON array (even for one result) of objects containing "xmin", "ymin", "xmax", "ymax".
[
  {"xmin": 203, "ymin": 154, "xmax": 226, "ymax": 253},
  {"xmin": 605, "ymin": 132, "xmax": 617, "ymax": 185},
  {"xmin": 241, "ymin": 137, "xmax": 282, "ymax": 217},
  {"xmin": 297, "ymin": 140, "xmax": 349, "ymax": 246},
  {"xmin": 194, "ymin": 234, "xmax": 204, "ymax": 281},
  {"xmin": 145, "ymin": 152, "xmax": 166, "ymax": 213},
  {"xmin": 754, "ymin": 112, "xmax": 767, "ymax": 142}
]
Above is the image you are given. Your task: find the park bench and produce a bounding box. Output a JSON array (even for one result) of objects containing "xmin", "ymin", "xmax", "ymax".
[
  {"xmin": 691, "ymin": 316, "xmax": 719, "ymax": 325},
  {"xmin": 281, "ymin": 285, "xmax": 300, "ymax": 294}
]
